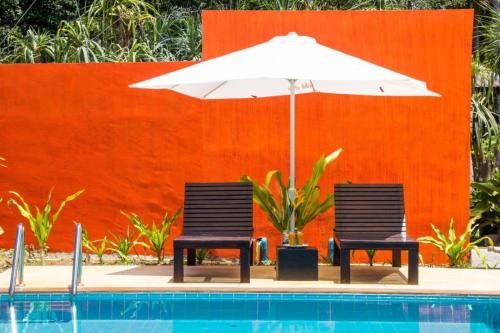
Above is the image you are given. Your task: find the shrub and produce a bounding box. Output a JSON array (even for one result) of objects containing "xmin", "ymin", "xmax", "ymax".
[
  {"xmin": 122, "ymin": 208, "xmax": 180, "ymax": 264},
  {"xmin": 82, "ymin": 228, "xmax": 108, "ymax": 264},
  {"xmin": 418, "ymin": 219, "xmax": 493, "ymax": 267},
  {"xmin": 109, "ymin": 227, "xmax": 144, "ymax": 263},
  {"xmin": 7, "ymin": 189, "xmax": 84, "ymax": 263},
  {"xmin": 471, "ymin": 171, "xmax": 499, "ymax": 239},
  {"xmin": 195, "ymin": 248, "xmax": 209, "ymax": 265}
]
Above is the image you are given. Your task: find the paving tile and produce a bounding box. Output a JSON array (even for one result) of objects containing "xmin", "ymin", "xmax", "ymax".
[{"xmin": 0, "ymin": 265, "xmax": 499, "ymax": 296}]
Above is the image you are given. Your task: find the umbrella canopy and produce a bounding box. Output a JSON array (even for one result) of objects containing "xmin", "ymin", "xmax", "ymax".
[
  {"xmin": 130, "ymin": 32, "xmax": 439, "ymax": 231},
  {"xmin": 130, "ymin": 32, "xmax": 438, "ymax": 98}
]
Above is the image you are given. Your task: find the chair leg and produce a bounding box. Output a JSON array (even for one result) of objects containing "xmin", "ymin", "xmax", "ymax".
[
  {"xmin": 408, "ymin": 248, "xmax": 419, "ymax": 285},
  {"xmin": 392, "ymin": 249, "xmax": 402, "ymax": 267},
  {"xmin": 249, "ymin": 241, "xmax": 254, "ymax": 266},
  {"xmin": 333, "ymin": 241, "xmax": 341, "ymax": 266},
  {"xmin": 187, "ymin": 249, "xmax": 196, "ymax": 266},
  {"xmin": 173, "ymin": 246, "xmax": 184, "ymax": 283},
  {"xmin": 240, "ymin": 246, "xmax": 250, "ymax": 283},
  {"xmin": 340, "ymin": 248, "xmax": 351, "ymax": 284}
]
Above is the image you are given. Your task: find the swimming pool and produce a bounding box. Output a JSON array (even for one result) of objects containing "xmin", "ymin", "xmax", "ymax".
[{"xmin": 1, "ymin": 292, "xmax": 499, "ymax": 333}]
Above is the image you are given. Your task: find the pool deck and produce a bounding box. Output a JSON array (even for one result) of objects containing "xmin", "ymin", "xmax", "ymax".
[{"xmin": 1, "ymin": 265, "xmax": 499, "ymax": 296}]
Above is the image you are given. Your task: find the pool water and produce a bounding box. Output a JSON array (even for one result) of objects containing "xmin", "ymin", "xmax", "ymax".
[{"xmin": 1, "ymin": 293, "xmax": 499, "ymax": 333}]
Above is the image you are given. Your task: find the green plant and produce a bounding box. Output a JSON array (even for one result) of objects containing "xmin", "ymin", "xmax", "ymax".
[
  {"xmin": 6, "ymin": 29, "xmax": 56, "ymax": 63},
  {"xmin": 352, "ymin": 249, "xmax": 377, "ymax": 266},
  {"xmin": 56, "ymin": 19, "xmax": 106, "ymax": 63},
  {"xmin": 366, "ymin": 250, "xmax": 377, "ymax": 266},
  {"xmin": 195, "ymin": 248, "xmax": 209, "ymax": 265},
  {"xmin": 241, "ymin": 149, "xmax": 341, "ymax": 239},
  {"xmin": 477, "ymin": 1, "xmax": 500, "ymax": 75},
  {"xmin": 82, "ymin": 228, "xmax": 108, "ymax": 264},
  {"xmin": 7, "ymin": 189, "xmax": 84, "ymax": 262},
  {"xmin": 109, "ymin": 227, "xmax": 144, "ymax": 263},
  {"xmin": 241, "ymin": 169, "xmax": 291, "ymax": 234},
  {"xmin": 471, "ymin": 171, "xmax": 499, "ymax": 238},
  {"xmin": 122, "ymin": 208, "xmax": 180, "ymax": 264},
  {"xmin": 418, "ymin": 219, "xmax": 493, "ymax": 267},
  {"xmin": 470, "ymin": 1, "xmax": 500, "ymax": 182},
  {"xmin": 294, "ymin": 149, "xmax": 342, "ymax": 230},
  {"xmin": 0, "ymin": 0, "xmax": 481, "ymax": 65}
]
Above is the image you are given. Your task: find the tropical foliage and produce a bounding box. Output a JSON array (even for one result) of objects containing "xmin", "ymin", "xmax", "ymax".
[
  {"xmin": 241, "ymin": 149, "xmax": 342, "ymax": 236},
  {"xmin": 122, "ymin": 208, "xmax": 181, "ymax": 264},
  {"xmin": 0, "ymin": 0, "xmax": 487, "ymax": 64},
  {"xmin": 82, "ymin": 228, "xmax": 108, "ymax": 264},
  {"xmin": 471, "ymin": 2, "xmax": 500, "ymax": 182},
  {"xmin": 196, "ymin": 248, "xmax": 210, "ymax": 264},
  {"xmin": 295, "ymin": 149, "xmax": 342, "ymax": 230},
  {"xmin": 471, "ymin": 171, "xmax": 500, "ymax": 238},
  {"xmin": 418, "ymin": 219, "xmax": 493, "ymax": 267},
  {"xmin": 241, "ymin": 170, "xmax": 292, "ymax": 234},
  {"xmin": 365, "ymin": 250, "xmax": 377, "ymax": 266},
  {"xmin": 0, "ymin": 0, "xmax": 201, "ymax": 63},
  {"xmin": 7, "ymin": 189, "xmax": 84, "ymax": 262},
  {"xmin": 351, "ymin": 249, "xmax": 378, "ymax": 266},
  {"xmin": 109, "ymin": 227, "xmax": 144, "ymax": 263}
]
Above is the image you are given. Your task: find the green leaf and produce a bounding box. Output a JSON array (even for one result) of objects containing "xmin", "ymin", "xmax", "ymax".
[
  {"xmin": 53, "ymin": 189, "xmax": 84, "ymax": 223},
  {"xmin": 242, "ymin": 149, "xmax": 341, "ymax": 234}
]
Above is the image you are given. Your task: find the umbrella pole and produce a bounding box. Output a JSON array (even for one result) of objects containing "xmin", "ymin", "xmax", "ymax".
[{"xmin": 289, "ymin": 79, "xmax": 296, "ymax": 233}]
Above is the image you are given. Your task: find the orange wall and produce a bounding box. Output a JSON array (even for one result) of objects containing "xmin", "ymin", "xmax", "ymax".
[{"xmin": 0, "ymin": 10, "xmax": 472, "ymax": 264}]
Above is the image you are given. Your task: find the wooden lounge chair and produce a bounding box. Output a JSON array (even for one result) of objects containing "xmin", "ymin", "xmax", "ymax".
[
  {"xmin": 173, "ymin": 182, "xmax": 253, "ymax": 283},
  {"xmin": 332, "ymin": 184, "xmax": 419, "ymax": 284}
]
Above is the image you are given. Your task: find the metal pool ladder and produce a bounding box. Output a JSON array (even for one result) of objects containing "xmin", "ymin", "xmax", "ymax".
[
  {"xmin": 9, "ymin": 223, "xmax": 25, "ymax": 297},
  {"xmin": 70, "ymin": 222, "xmax": 83, "ymax": 296}
]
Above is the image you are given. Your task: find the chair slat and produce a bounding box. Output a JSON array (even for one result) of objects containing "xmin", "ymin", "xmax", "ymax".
[
  {"xmin": 335, "ymin": 227, "xmax": 405, "ymax": 232},
  {"xmin": 184, "ymin": 216, "xmax": 252, "ymax": 221},
  {"xmin": 334, "ymin": 184, "xmax": 405, "ymax": 234},
  {"xmin": 189, "ymin": 192, "xmax": 252, "ymax": 198},
  {"xmin": 183, "ymin": 182, "xmax": 253, "ymax": 236},
  {"xmin": 186, "ymin": 182, "xmax": 250, "ymax": 188}
]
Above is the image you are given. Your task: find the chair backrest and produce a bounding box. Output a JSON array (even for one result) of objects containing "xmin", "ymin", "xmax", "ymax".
[
  {"xmin": 183, "ymin": 182, "xmax": 253, "ymax": 236},
  {"xmin": 334, "ymin": 184, "xmax": 405, "ymax": 235}
]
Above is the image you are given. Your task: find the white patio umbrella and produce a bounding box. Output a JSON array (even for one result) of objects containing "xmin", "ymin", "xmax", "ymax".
[{"xmin": 130, "ymin": 32, "xmax": 439, "ymax": 231}]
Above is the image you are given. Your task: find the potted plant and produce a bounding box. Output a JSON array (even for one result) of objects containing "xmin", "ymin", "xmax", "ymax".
[{"xmin": 241, "ymin": 148, "xmax": 341, "ymax": 244}]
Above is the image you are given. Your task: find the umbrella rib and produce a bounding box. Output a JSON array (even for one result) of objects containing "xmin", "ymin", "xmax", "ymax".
[
  {"xmin": 203, "ymin": 81, "xmax": 228, "ymax": 99},
  {"xmin": 309, "ymin": 80, "xmax": 317, "ymax": 92}
]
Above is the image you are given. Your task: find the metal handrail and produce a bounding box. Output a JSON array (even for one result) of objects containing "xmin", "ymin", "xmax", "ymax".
[
  {"xmin": 9, "ymin": 223, "xmax": 25, "ymax": 297},
  {"xmin": 70, "ymin": 223, "xmax": 83, "ymax": 296}
]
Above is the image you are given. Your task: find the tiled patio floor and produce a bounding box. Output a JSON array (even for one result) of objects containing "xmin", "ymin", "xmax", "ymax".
[{"xmin": 1, "ymin": 265, "xmax": 499, "ymax": 295}]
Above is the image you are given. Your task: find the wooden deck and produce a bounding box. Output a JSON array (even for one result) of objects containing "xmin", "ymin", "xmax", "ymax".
[{"xmin": 1, "ymin": 265, "xmax": 499, "ymax": 295}]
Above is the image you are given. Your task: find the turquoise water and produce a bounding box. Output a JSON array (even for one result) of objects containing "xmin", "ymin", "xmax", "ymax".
[{"xmin": 0, "ymin": 293, "xmax": 499, "ymax": 333}]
